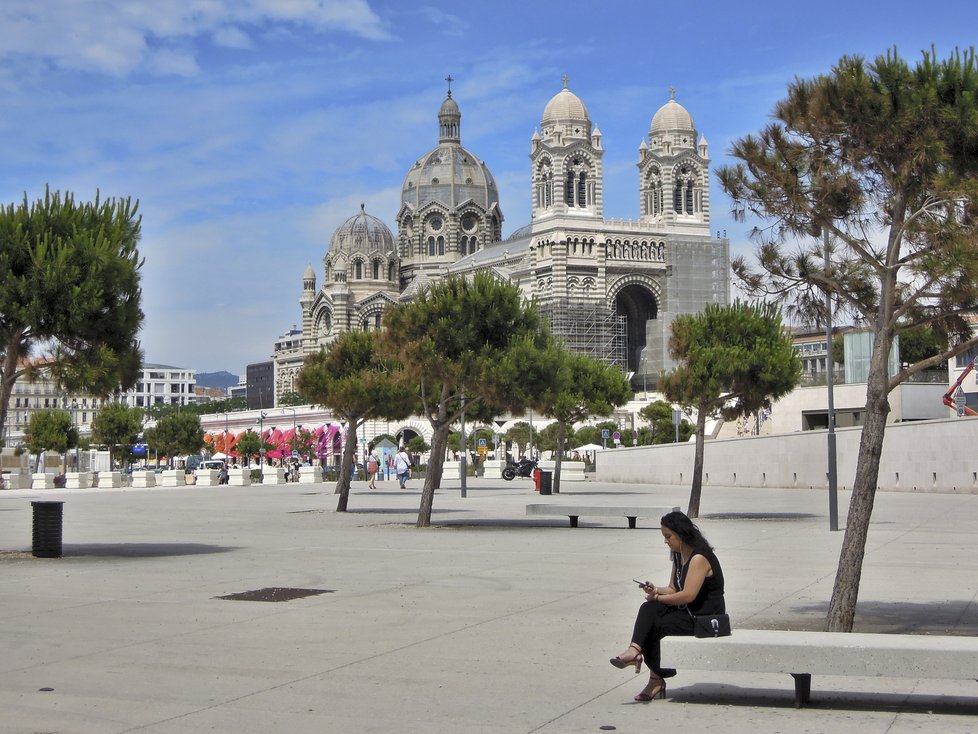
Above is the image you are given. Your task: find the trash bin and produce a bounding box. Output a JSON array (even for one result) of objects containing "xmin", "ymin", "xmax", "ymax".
[
  {"xmin": 539, "ymin": 471, "xmax": 552, "ymax": 495},
  {"xmin": 533, "ymin": 468, "xmax": 541, "ymax": 491},
  {"xmin": 31, "ymin": 501, "xmax": 64, "ymax": 558}
]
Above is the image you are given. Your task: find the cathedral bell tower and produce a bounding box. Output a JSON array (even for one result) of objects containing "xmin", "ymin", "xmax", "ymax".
[{"xmin": 530, "ymin": 76, "xmax": 604, "ymax": 221}]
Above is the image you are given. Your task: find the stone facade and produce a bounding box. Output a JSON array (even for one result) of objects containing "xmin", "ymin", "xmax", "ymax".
[{"xmin": 275, "ymin": 79, "xmax": 729, "ymax": 396}]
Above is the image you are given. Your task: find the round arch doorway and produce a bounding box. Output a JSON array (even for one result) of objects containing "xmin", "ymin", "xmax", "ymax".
[{"xmin": 613, "ymin": 284, "xmax": 659, "ymax": 377}]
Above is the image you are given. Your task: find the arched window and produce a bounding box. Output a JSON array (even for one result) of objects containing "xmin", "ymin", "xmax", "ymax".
[
  {"xmin": 355, "ymin": 260, "xmax": 362, "ymax": 279},
  {"xmin": 437, "ymin": 236, "xmax": 445, "ymax": 255},
  {"xmin": 577, "ymin": 171, "xmax": 587, "ymax": 207},
  {"xmin": 470, "ymin": 237, "xmax": 477, "ymax": 254},
  {"xmin": 372, "ymin": 260, "xmax": 380, "ymax": 279},
  {"xmin": 686, "ymin": 180, "xmax": 694, "ymax": 214},
  {"xmin": 428, "ymin": 236, "xmax": 436, "ymax": 256},
  {"xmin": 565, "ymin": 172, "xmax": 575, "ymax": 205},
  {"xmin": 459, "ymin": 235, "xmax": 468, "ymax": 254},
  {"xmin": 388, "ymin": 262, "xmax": 395, "ymax": 280}
]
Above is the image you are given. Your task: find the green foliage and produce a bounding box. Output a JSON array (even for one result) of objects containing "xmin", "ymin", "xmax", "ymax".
[
  {"xmin": 297, "ymin": 329, "xmax": 416, "ymax": 511},
  {"xmin": 717, "ymin": 47, "xmax": 978, "ymax": 631},
  {"xmin": 91, "ymin": 401, "xmax": 144, "ymax": 465},
  {"xmin": 0, "ymin": 188, "xmax": 144, "ymax": 447},
  {"xmin": 289, "ymin": 427, "xmax": 318, "ymax": 461},
  {"xmin": 639, "ymin": 400, "xmax": 695, "ymax": 444},
  {"xmin": 536, "ymin": 421, "xmax": 571, "ymax": 454},
  {"xmin": 25, "ymin": 409, "xmax": 76, "ymax": 456},
  {"xmin": 277, "ymin": 391, "xmax": 306, "ymax": 407},
  {"xmin": 379, "ymin": 272, "xmax": 554, "ymax": 526},
  {"xmin": 661, "ymin": 301, "xmax": 801, "ymax": 517},
  {"xmin": 146, "ymin": 396, "xmax": 246, "ymax": 420},
  {"xmin": 407, "ymin": 436, "xmax": 430, "ymax": 455},
  {"xmin": 234, "ymin": 430, "xmax": 268, "ymax": 465},
  {"xmin": 897, "ymin": 324, "xmax": 946, "ymax": 367},
  {"xmin": 145, "ymin": 412, "xmax": 205, "ymax": 465},
  {"xmin": 504, "ymin": 421, "xmax": 533, "ymax": 457}
]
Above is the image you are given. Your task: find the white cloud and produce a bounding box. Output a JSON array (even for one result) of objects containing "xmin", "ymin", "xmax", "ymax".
[
  {"xmin": 212, "ymin": 26, "xmax": 253, "ymax": 49},
  {"xmin": 0, "ymin": 0, "xmax": 392, "ymax": 77}
]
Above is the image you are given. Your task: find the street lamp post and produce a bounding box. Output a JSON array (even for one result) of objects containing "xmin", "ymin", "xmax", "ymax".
[
  {"xmin": 459, "ymin": 385, "xmax": 467, "ymax": 498},
  {"xmin": 257, "ymin": 411, "xmax": 267, "ymax": 470}
]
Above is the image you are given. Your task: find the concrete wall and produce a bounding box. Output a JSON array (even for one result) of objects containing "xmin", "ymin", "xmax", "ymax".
[{"xmin": 595, "ymin": 415, "xmax": 978, "ymax": 493}]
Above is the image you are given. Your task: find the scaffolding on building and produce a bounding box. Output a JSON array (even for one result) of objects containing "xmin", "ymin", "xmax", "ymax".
[{"xmin": 538, "ymin": 298, "xmax": 628, "ymax": 371}]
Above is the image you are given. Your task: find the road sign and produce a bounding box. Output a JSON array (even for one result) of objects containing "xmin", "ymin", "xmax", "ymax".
[
  {"xmin": 612, "ymin": 431, "xmax": 620, "ymax": 440},
  {"xmin": 291, "ymin": 450, "xmax": 299, "ymax": 458},
  {"xmin": 672, "ymin": 409, "xmax": 682, "ymax": 425},
  {"xmin": 601, "ymin": 429, "xmax": 610, "ymax": 438},
  {"xmin": 478, "ymin": 438, "xmax": 487, "ymax": 447}
]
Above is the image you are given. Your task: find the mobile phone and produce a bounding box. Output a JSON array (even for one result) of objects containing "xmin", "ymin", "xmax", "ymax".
[{"xmin": 633, "ymin": 579, "xmax": 648, "ymax": 587}]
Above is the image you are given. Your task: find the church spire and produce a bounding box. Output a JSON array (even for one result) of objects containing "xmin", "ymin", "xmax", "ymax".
[{"xmin": 438, "ymin": 74, "xmax": 461, "ymax": 144}]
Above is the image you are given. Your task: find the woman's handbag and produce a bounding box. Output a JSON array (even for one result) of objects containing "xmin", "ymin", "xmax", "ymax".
[{"xmin": 693, "ymin": 613, "xmax": 731, "ymax": 638}]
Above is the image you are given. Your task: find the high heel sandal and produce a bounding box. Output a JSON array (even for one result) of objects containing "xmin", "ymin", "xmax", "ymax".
[
  {"xmin": 609, "ymin": 643, "xmax": 643, "ymax": 674},
  {"xmin": 634, "ymin": 678, "xmax": 666, "ymax": 702}
]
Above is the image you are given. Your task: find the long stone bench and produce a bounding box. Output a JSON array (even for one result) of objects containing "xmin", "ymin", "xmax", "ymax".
[
  {"xmin": 526, "ymin": 504, "xmax": 680, "ymax": 528},
  {"xmin": 661, "ymin": 628, "xmax": 978, "ymax": 707}
]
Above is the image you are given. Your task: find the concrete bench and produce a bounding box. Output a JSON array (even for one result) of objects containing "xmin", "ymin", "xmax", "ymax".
[
  {"xmin": 525, "ymin": 504, "xmax": 680, "ymax": 528},
  {"xmin": 661, "ymin": 628, "xmax": 978, "ymax": 707}
]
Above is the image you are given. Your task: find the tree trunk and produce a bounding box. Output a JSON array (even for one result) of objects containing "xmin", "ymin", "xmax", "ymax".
[
  {"xmin": 0, "ymin": 333, "xmax": 25, "ymax": 449},
  {"xmin": 418, "ymin": 422, "xmax": 451, "ymax": 527},
  {"xmin": 334, "ymin": 416, "xmax": 360, "ymax": 512},
  {"xmin": 826, "ymin": 338, "xmax": 892, "ymax": 632},
  {"xmin": 687, "ymin": 403, "xmax": 708, "ymax": 518},
  {"xmin": 553, "ymin": 421, "xmax": 566, "ymax": 494}
]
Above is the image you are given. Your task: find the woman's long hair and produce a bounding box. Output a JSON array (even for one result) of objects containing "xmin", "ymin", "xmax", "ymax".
[{"xmin": 660, "ymin": 511, "xmax": 713, "ymax": 553}]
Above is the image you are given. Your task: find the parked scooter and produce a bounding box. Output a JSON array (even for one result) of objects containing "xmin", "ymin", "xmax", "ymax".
[{"xmin": 502, "ymin": 457, "xmax": 538, "ymax": 481}]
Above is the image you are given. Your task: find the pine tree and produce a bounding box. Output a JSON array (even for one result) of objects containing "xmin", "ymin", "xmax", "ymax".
[{"xmin": 718, "ymin": 48, "xmax": 978, "ymax": 631}]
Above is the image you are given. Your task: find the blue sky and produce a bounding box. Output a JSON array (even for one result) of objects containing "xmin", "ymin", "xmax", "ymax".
[{"xmin": 2, "ymin": 0, "xmax": 976, "ymax": 377}]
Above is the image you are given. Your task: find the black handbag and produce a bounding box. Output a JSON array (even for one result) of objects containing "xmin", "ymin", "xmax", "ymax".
[{"xmin": 693, "ymin": 613, "xmax": 731, "ymax": 638}]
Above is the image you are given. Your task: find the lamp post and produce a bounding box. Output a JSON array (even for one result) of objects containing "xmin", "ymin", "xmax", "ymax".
[
  {"xmin": 459, "ymin": 385, "xmax": 467, "ymax": 498},
  {"xmin": 257, "ymin": 411, "xmax": 267, "ymax": 470}
]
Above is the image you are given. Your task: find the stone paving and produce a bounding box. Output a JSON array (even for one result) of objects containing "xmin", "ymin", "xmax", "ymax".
[{"xmin": 1, "ymin": 477, "xmax": 976, "ymax": 733}]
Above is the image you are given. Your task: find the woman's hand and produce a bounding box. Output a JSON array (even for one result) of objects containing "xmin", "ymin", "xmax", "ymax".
[{"xmin": 643, "ymin": 582, "xmax": 657, "ymax": 600}]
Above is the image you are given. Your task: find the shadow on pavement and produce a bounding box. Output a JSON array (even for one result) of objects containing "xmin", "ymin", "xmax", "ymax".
[
  {"xmin": 791, "ymin": 600, "xmax": 978, "ymax": 635},
  {"xmin": 667, "ymin": 682, "xmax": 978, "ymax": 715},
  {"xmin": 61, "ymin": 543, "xmax": 239, "ymax": 558}
]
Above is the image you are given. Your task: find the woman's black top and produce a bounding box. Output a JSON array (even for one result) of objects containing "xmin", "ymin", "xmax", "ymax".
[{"xmin": 672, "ymin": 548, "xmax": 725, "ymax": 615}]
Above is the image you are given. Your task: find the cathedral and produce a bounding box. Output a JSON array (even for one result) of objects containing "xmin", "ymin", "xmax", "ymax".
[{"xmin": 273, "ymin": 78, "xmax": 730, "ymax": 400}]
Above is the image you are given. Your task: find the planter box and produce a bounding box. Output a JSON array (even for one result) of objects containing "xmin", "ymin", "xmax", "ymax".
[
  {"xmin": 442, "ymin": 460, "xmax": 461, "ymax": 480},
  {"xmin": 158, "ymin": 469, "xmax": 186, "ymax": 487},
  {"xmin": 31, "ymin": 472, "xmax": 55, "ymax": 489},
  {"xmin": 195, "ymin": 469, "xmax": 220, "ymax": 487},
  {"xmin": 262, "ymin": 467, "xmax": 286, "ymax": 485},
  {"xmin": 298, "ymin": 466, "xmax": 323, "ymax": 484},
  {"xmin": 96, "ymin": 471, "xmax": 122, "ymax": 488},
  {"xmin": 131, "ymin": 470, "xmax": 156, "ymax": 488},
  {"xmin": 65, "ymin": 471, "xmax": 93, "ymax": 489},
  {"xmin": 482, "ymin": 459, "xmax": 506, "ymax": 479}
]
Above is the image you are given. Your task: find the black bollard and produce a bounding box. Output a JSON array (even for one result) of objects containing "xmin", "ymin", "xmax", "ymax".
[{"xmin": 31, "ymin": 501, "xmax": 64, "ymax": 558}]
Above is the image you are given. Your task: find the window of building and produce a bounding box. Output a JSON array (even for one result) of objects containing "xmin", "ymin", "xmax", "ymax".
[{"xmin": 355, "ymin": 260, "xmax": 362, "ymax": 279}]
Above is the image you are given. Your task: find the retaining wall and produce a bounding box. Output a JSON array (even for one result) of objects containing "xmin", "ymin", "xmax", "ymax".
[{"xmin": 595, "ymin": 416, "xmax": 978, "ymax": 493}]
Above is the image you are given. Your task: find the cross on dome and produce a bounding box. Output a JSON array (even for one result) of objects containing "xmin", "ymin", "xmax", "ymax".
[
  {"xmin": 445, "ymin": 74, "xmax": 454, "ymax": 98},
  {"xmin": 562, "ymin": 74, "xmax": 570, "ymax": 89},
  {"xmin": 668, "ymin": 87, "xmax": 677, "ymax": 100}
]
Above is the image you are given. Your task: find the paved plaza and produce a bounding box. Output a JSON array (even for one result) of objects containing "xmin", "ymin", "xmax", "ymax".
[{"xmin": 1, "ymin": 476, "xmax": 976, "ymax": 733}]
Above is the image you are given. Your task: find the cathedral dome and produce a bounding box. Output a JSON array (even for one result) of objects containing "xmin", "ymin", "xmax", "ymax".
[
  {"xmin": 328, "ymin": 204, "xmax": 395, "ymax": 256},
  {"xmin": 542, "ymin": 82, "xmax": 591, "ymax": 128},
  {"xmin": 651, "ymin": 92, "xmax": 695, "ymax": 135},
  {"xmin": 401, "ymin": 90, "xmax": 499, "ymax": 212}
]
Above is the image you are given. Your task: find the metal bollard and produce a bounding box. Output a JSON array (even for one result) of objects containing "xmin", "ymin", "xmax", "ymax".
[{"xmin": 31, "ymin": 501, "xmax": 64, "ymax": 558}]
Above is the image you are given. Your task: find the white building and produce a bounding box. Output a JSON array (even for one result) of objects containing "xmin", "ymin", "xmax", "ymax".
[{"xmin": 116, "ymin": 363, "xmax": 197, "ymax": 410}]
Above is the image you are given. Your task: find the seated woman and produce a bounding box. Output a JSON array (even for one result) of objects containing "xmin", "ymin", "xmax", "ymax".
[{"xmin": 609, "ymin": 510, "xmax": 725, "ymax": 701}]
